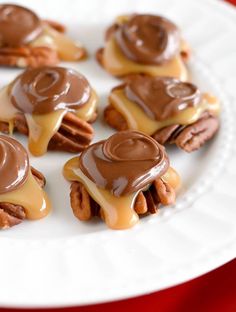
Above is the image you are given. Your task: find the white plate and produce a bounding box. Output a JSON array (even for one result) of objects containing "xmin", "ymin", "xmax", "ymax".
[{"xmin": 0, "ymin": 0, "xmax": 236, "ymax": 308}]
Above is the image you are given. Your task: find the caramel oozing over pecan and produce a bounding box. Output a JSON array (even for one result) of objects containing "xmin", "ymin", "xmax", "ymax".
[
  {"xmin": 0, "ymin": 170, "xmax": 51, "ymax": 221},
  {"xmin": 0, "ymin": 67, "xmax": 98, "ymax": 156},
  {"xmin": 63, "ymin": 151, "xmax": 180, "ymax": 230},
  {"xmin": 33, "ymin": 25, "xmax": 87, "ymax": 62},
  {"xmin": 64, "ymin": 157, "xmax": 139, "ymax": 229},
  {"xmin": 0, "ymin": 136, "xmax": 51, "ymax": 225},
  {"xmin": 107, "ymin": 83, "xmax": 220, "ymax": 136},
  {"xmin": 97, "ymin": 14, "xmax": 189, "ymax": 80},
  {"xmin": 0, "ymin": 4, "xmax": 86, "ymax": 66},
  {"xmin": 63, "ymin": 131, "xmax": 173, "ymax": 229}
]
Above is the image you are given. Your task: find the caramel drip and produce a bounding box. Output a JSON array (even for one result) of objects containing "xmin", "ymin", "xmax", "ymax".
[
  {"xmin": 25, "ymin": 110, "xmax": 66, "ymax": 156},
  {"xmin": 75, "ymin": 90, "xmax": 98, "ymax": 121},
  {"xmin": 162, "ymin": 167, "xmax": 181, "ymax": 190},
  {"xmin": 0, "ymin": 87, "xmax": 97, "ymax": 156},
  {"xmin": 31, "ymin": 25, "xmax": 85, "ymax": 61},
  {"xmin": 102, "ymin": 37, "xmax": 187, "ymax": 80},
  {"xmin": 0, "ymin": 171, "xmax": 51, "ymax": 220},
  {"xmin": 64, "ymin": 157, "xmax": 179, "ymax": 229},
  {"xmin": 64, "ymin": 157, "xmax": 139, "ymax": 229},
  {"xmin": 109, "ymin": 89, "xmax": 220, "ymax": 135},
  {"xmin": 0, "ymin": 87, "xmax": 18, "ymax": 129}
]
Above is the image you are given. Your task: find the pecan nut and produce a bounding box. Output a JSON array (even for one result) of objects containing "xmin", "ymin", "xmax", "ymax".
[
  {"xmin": 49, "ymin": 112, "xmax": 94, "ymax": 153},
  {"xmin": 70, "ymin": 178, "xmax": 176, "ymax": 223},
  {"xmin": 31, "ymin": 166, "xmax": 46, "ymax": 188},
  {"xmin": 153, "ymin": 113, "xmax": 220, "ymax": 152},
  {"xmin": 152, "ymin": 124, "xmax": 179, "ymax": 145},
  {"xmin": 0, "ymin": 112, "xmax": 95, "ymax": 153},
  {"xmin": 153, "ymin": 179, "xmax": 176, "ymax": 205},
  {"xmin": 104, "ymin": 104, "xmax": 128, "ymax": 131},
  {"xmin": 142, "ymin": 186, "xmax": 160, "ymax": 214},
  {"xmin": 70, "ymin": 182, "xmax": 100, "ymax": 221},
  {"xmin": 133, "ymin": 191, "xmax": 148, "ymax": 214},
  {"xmin": 0, "ymin": 167, "xmax": 46, "ymax": 229},
  {"xmin": 0, "ymin": 46, "xmax": 59, "ymax": 68},
  {"xmin": 0, "ymin": 203, "xmax": 26, "ymax": 229}
]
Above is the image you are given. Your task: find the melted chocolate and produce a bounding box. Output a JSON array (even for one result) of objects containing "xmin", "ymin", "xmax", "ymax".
[
  {"xmin": 10, "ymin": 67, "xmax": 91, "ymax": 114},
  {"xmin": 0, "ymin": 4, "xmax": 42, "ymax": 47},
  {"xmin": 80, "ymin": 131, "xmax": 169, "ymax": 196},
  {"xmin": 125, "ymin": 75, "xmax": 201, "ymax": 120},
  {"xmin": 0, "ymin": 135, "xmax": 29, "ymax": 194},
  {"xmin": 115, "ymin": 14, "xmax": 180, "ymax": 65}
]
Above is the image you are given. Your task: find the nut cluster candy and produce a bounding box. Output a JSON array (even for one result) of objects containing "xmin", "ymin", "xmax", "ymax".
[
  {"xmin": 64, "ymin": 131, "xmax": 180, "ymax": 229},
  {"xmin": 0, "ymin": 66, "xmax": 98, "ymax": 156},
  {"xmin": 0, "ymin": 6, "xmax": 221, "ymax": 231},
  {"xmin": 0, "ymin": 135, "xmax": 51, "ymax": 229},
  {"xmin": 97, "ymin": 14, "xmax": 190, "ymax": 80},
  {"xmin": 0, "ymin": 4, "xmax": 86, "ymax": 68},
  {"xmin": 104, "ymin": 75, "xmax": 220, "ymax": 152}
]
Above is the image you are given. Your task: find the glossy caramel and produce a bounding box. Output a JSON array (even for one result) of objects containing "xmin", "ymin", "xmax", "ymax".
[{"xmin": 109, "ymin": 88, "xmax": 220, "ymax": 135}]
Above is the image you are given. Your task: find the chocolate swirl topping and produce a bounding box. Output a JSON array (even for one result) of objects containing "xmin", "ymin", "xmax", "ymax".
[
  {"xmin": 10, "ymin": 67, "xmax": 91, "ymax": 114},
  {"xmin": 0, "ymin": 4, "xmax": 42, "ymax": 47},
  {"xmin": 125, "ymin": 75, "xmax": 201, "ymax": 121},
  {"xmin": 0, "ymin": 135, "xmax": 29, "ymax": 195},
  {"xmin": 80, "ymin": 131, "xmax": 169, "ymax": 196},
  {"xmin": 115, "ymin": 14, "xmax": 180, "ymax": 65}
]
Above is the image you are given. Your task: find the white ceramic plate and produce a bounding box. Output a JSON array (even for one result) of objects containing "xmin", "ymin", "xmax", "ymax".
[{"xmin": 0, "ymin": 0, "xmax": 236, "ymax": 308}]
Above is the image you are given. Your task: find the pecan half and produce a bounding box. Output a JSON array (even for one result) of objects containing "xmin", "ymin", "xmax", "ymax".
[
  {"xmin": 0, "ymin": 46, "xmax": 59, "ymax": 68},
  {"xmin": 104, "ymin": 104, "xmax": 128, "ymax": 131},
  {"xmin": 0, "ymin": 203, "xmax": 26, "ymax": 229},
  {"xmin": 70, "ymin": 182, "xmax": 100, "ymax": 221},
  {"xmin": 133, "ymin": 192, "xmax": 148, "ymax": 214},
  {"xmin": 0, "ymin": 112, "xmax": 95, "ymax": 153},
  {"xmin": 48, "ymin": 112, "xmax": 94, "ymax": 153},
  {"xmin": 70, "ymin": 178, "xmax": 175, "ymax": 224},
  {"xmin": 152, "ymin": 124, "xmax": 179, "ymax": 145},
  {"xmin": 153, "ymin": 179, "xmax": 176, "ymax": 205},
  {"xmin": 153, "ymin": 113, "xmax": 220, "ymax": 152},
  {"xmin": 0, "ymin": 167, "xmax": 46, "ymax": 229},
  {"xmin": 31, "ymin": 166, "xmax": 46, "ymax": 188},
  {"xmin": 143, "ymin": 186, "xmax": 160, "ymax": 214}
]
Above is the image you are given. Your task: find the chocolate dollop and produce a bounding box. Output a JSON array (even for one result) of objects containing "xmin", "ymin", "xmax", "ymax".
[
  {"xmin": 125, "ymin": 75, "xmax": 201, "ymax": 120},
  {"xmin": 10, "ymin": 67, "xmax": 91, "ymax": 114},
  {"xmin": 0, "ymin": 135, "xmax": 29, "ymax": 195},
  {"xmin": 115, "ymin": 14, "xmax": 180, "ymax": 65},
  {"xmin": 80, "ymin": 131, "xmax": 169, "ymax": 196},
  {"xmin": 0, "ymin": 4, "xmax": 42, "ymax": 47}
]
